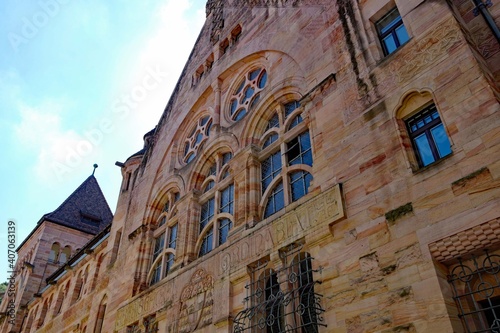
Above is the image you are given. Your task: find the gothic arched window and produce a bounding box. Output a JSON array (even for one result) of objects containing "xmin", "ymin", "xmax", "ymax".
[
  {"xmin": 184, "ymin": 115, "xmax": 213, "ymax": 164},
  {"xmin": 260, "ymin": 101, "xmax": 313, "ymax": 219},
  {"xmin": 229, "ymin": 67, "xmax": 268, "ymax": 121},
  {"xmin": 149, "ymin": 191, "xmax": 180, "ymax": 286},
  {"xmin": 198, "ymin": 152, "xmax": 234, "ymax": 257}
]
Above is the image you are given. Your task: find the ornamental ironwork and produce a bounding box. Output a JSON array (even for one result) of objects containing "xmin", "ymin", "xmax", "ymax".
[
  {"xmin": 233, "ymin": 243, "xmax": 326, "ymax": 332},
  {"xmin": 448, "ymin": 250, "xmax": 500, "ymax": 333}
]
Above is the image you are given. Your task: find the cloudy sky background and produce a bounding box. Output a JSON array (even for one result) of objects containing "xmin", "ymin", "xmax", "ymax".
[{"xmin": 0, "ymin": 0, "xmax": 206, "ymax": 282}]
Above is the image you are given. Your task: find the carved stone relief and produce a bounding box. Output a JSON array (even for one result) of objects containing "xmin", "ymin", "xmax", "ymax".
[{"xmin": 177, "ymin": 269, "xmax": 214, "ymax": 333}]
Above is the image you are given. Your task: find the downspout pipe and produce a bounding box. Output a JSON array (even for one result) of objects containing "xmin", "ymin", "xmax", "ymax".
[{"xmin": 472, "ymin": 0, "xmax": 500, "ymax": 43}]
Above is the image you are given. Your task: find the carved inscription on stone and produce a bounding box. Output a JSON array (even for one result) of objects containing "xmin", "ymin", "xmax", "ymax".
[
  {"xmin": 177, "ymin": 269, "xmax": 214, "ymax": 333},
  {"xmin": 220, "ymin": 184, "xmax": 344, "ymax": 273},
  {"xmin": 115, "ymin": 281, "xmax": 173, "ymax": 330}
]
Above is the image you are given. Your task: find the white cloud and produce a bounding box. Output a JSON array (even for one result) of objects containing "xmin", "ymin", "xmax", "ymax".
[
  {"xmin": 14, "ymin": 100, "xmax": 97, "ymax": 184},
  {"xmin": 116, "ymin": 0, "xmax": 206, "ymax": 136}
]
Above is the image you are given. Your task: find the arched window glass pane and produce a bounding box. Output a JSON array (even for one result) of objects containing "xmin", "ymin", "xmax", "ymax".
[
  {"xmin": 218, "ymin": 218, "xmax": 232, "ymax": 245},
  {"xmin": 153, "ymin": 234, "xmax": 165, "ymax": 261},
  {"xmin": 288, "ymin": 114, "xmax": 303, "ymax": 130},
  {"xmin": 204, "ymin": 180, "xmax": 215, "ymax": 193},
  {"xmin": 150, "ymin": 262, "xmax": 162, "ymax": 286},
  {"xmin": 264, "ymin": 182, "xmax": 284, "ymax": 218},
  {"xmin": 199, "ymin": 227, "xmax": 213, "ymax": 257},
  {"xmin": 284, "ymin": 101, "xmax": 300, "ymax": 118},
  {"xmin": 266, "ymin": 113, "xmax": 279, "ymax": 131},
  {"xmin": 263, "ymin": 133, "xmax": 279, "ymax": 149}
]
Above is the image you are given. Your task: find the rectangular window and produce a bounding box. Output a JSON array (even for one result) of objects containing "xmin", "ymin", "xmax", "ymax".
[
  {"xmin": 218, "ymin": 218, "xmax": 232, "ymax": 245},
  {"xmin": 200, "ymin": 198, "xmax": 215, "ymax": 232},
  {"xmin": 287, "ymin": 131, "xmax": 313, "ymax": 167},
  {"xmin": 168, "ymin": 224, "xmax": 177, "ymax": 249},
  {"xmin": 405, "ymin": 104, "xmax": 451, "ymax": 167},
  {"xmin": 376, "ymin": 7, "xmax": 409, "ymax": 55},
  {"xmin": 165, "ymin": 253, "xmax": 175, "ymax": 275},
  {"xmin": 220, "ymin": 184, "xmax": 234, "ymax": 214}
]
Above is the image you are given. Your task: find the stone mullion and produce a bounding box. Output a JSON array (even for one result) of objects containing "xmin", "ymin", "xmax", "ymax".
[
  {"xmin": 140, "ymin": 231, "xmax": 154, "ymax": 289},
  {"xmin": 179, "ymin": 191, "xmax": 200, "ymax": 265},
  {"xmin": 280, "ymin": 141, "xmax": 291, "ymax": 207},
  {"xmin": 213, "ymin": 189, "xmax": 221, "ymax": 248},
  {"xmin": 211, "ymin": 79, "xmax": 222, "ymax": 129},
  {"xmin": 245, "ymin": 150, "xmax": 261, "ymax": 228}
]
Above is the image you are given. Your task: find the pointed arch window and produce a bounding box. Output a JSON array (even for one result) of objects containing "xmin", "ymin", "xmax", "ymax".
[
  {"xmin": 184, "ymin": 116, "xmax": 213, "ymax": 164},
  {"xmin": 148, "ymin": 191, "xmax": 180, "ymax": 286},
  {"xmin": 260, "ymin": 101, "xmax": 313, "ymax": 219},
  {"xmin": 229, "ymin": 68, "xmax": 268, "ymax": 121},
  {"xmin": 198, "ymin": 152, "xmax": 234, "ymax": 258}
]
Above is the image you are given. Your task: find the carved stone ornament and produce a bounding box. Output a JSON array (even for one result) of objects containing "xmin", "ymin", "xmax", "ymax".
[{"xmin": 177, "ymin": 269, "xmax": 215, "ymax": 333}]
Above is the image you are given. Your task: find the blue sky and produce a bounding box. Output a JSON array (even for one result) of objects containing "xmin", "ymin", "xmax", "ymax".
[{"xmin": 0, "ymin": 0, "xmax": 206, "ymax": 282}]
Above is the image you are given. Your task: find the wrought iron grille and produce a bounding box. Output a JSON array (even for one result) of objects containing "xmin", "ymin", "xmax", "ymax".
[
  {"xmin": 144, "ymin": 315, "xmax": 159, "ymax": 333},
  {"xmin": 448, "ymin": 250, "xmax": 500, "ymax": 333},
  {"xmin": 233, "ymin": 243, "xmax": 326, "ymax": 332}
]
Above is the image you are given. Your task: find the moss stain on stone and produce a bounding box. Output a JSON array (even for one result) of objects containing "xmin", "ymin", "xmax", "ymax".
[
  {"xmin": 385, "ymin": 203, "xmax": 413, "ymax": 224},
  {"xmin": 452, "ymin": 167, "xmax": 489, "ymax": 187}
]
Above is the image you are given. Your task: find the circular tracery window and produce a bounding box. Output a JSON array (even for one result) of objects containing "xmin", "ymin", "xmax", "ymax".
[
  {"xmin": 229, "ymin": 68, "xmax": 268, "ymax": 121},
  {"xmin": 184, "ymin": 116, "xmax": 212, "ymax": 164}
]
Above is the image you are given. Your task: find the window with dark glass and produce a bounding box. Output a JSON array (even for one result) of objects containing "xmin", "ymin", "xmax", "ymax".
[
  {"xmin": 405, "ymin": 104, "xmax": 451, "ymax": 168},
  {"xmin": 127, "ymin": 323, "xmax": 140, "ymax": 333},
  {"xmin": 448, "ymin": 251, "xmax": 500, "ymax": 333},
  {"xmin": 198, "ymin": 151, "xmax": 235, "ymax": 258},
  {"xmin": 376, "ymin": 7, "xmax": 409, "ymax": 55},
  {"xmin": 233, "ymin": 247, "xmax": 326, "ymax": 333},
  {"xmin": 144, "ymin": 315, "xmax": 158, "ymax": 333},
  {"xmin": 260, "ymin": 101, "xmax": 313, "ymax": 219},
  {"xmin": 148, "ymin": 191, "xmax": 179, "ymax": 286}
]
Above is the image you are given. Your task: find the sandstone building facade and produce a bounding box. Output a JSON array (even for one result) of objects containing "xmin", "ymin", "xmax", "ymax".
[{"xmin": 1, "ymin": 0, "xmax": 500, "ymax": 332}]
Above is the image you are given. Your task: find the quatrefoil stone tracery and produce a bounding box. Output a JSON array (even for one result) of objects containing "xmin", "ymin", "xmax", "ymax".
[
  {"xmin": 184, "ymin": 116, "xmax": 212, "ymax": 163},
  {"xmin": 229, "ymin": 68, "xmax": 267, "ymax": 121}
]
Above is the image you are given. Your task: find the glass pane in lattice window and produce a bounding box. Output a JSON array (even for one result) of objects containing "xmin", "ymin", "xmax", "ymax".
[
  {"xmin": 290, "ymin": 170, "xmax": 312, "ymax": 202},
  {"xmin": 199, "ymin": 227, "xmax": 213, "ymax": 257},
  {"xmin": 168, "ymin": 224, "xmax": 177, "ymax": 249},
  {"xmin": 264, "ymin": 182, "xmax": 284, "ymax": 218},
  {"xmin": 200, "ymin": 198, "xmax": 214, "ymax": 232},
  {"xmin": 220, "ymin": 184, "xmax": 234, "ymax": 214},
  {"xmin": 218, "ymin": 218, "xmax": 232, "ymax": 245}
]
